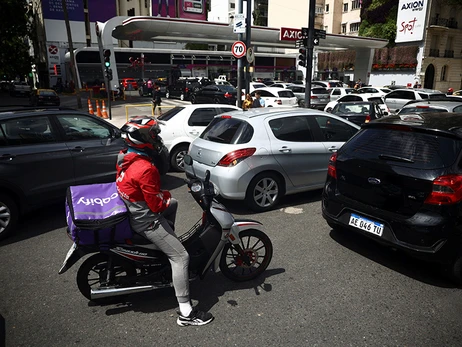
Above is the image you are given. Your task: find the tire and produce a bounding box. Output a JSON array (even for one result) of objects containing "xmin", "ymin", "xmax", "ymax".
[
  {"xmin": 166, "ymin": 91, "xmax": 170, "ymax": 99},
  {"xmin": 76, "ymin": 253, "xmax": 137, "ymax": 301},
  {"xmin": 170, "ymin": 145, "xmax": 189, "ymax": 172},
  {"xmin": 450, "ymin": 255, "xmax": 462, "ymax": 286},
  {"xmin": 219, "ymin": 229, "xmax": 273, "ymax": 282},
  {"xmin": 245, "ymin": 172, "xmax": 283, "ymax": 212},
  {"xmin": 180, "ymin": 93, "xmax": 185, "ymax": 101},
  {"xmin": 0, "ymin": 193, "xmax": 19, "ymax": 242},
  {"xmin": 213, "ymin": 97, "xmax": 220, "ymax": 104}
]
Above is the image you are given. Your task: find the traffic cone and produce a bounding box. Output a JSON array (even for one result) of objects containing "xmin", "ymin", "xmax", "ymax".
[
  {"xmin": 87, "ymin": 98, "xmax": 94, "ymax": 115},
  {"xmin": 96, "ymin": 100, "xmax": 102, "ymax": 118},
  {"xmin": 101, "ymin": 100, "xmax": 109, "ymax": 119}
]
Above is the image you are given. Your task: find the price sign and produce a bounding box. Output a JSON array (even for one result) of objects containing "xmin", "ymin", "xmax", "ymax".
[{"xmin": 231, "ymin": 41, "xmax": 247, "ymax": 59}]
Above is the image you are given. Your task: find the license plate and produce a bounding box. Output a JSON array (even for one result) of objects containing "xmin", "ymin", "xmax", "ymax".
[
  {"xmin": 59, "ymin": 243, "xmax": 77, "ymax": 273},
  {"xmin": 320, "ymin": 99, "xmax": 327, "ymax": 102},
  {"xmin": 349, "ymin": 213, "xmax": 384, "ymax": 236}
]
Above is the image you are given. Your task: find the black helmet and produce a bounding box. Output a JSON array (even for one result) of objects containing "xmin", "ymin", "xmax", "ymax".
[{"xmin": 121, "ymin": 116, "xmax": 162, "ymax": 151}]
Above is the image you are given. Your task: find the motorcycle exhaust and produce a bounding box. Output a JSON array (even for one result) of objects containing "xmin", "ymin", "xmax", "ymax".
[{"xmin": 90, "ymin": 285, "xmax": 155, "ymax": 300}]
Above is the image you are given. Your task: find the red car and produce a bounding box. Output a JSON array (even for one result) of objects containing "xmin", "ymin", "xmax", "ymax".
[{"xmin": 121, "ymin": 78, "xmax": 138, "ymax": 90}]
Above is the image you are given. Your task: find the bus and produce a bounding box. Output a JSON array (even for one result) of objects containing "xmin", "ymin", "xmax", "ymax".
[{"xmin": 65, "ymin": 47, "xmax": 303, "ymax": 89}]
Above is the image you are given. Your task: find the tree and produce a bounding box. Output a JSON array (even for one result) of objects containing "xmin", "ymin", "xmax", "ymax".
[
  {"xmin": 0, "ymin": 0, "xmax": 32, "ymax": 80},
  {"xmin": 359, "ymin": 0, "xmax": 399, "ymax": 46}
]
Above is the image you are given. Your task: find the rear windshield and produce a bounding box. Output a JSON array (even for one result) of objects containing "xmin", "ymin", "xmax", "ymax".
[
  {"xmin": 219, "ymin": 85, "xmax": 237, "ymax": 92},
  {"xmin": 368, "ymin": 97, "xmax": 384, "ymax": 104},
  {"xmin": 39, "ymin": 91, "xmax": 57, "ymax": 96},
  {"xmin": 277, "ymin": 90, "xmax": 295, "ymax": 98},
  {"xmin": 200, "ymin": 117, "xmax": 254, "ymax": 144},
  {"xmin": 398, "ymin": 107, "xmax": 449, "ymax": 115},
  {"xmin": 157, "ymin": 107, "xmax": 184, "ymax": 121},
  {"xmin": 311, "ymin": 88, "xmax": 329, "ymax": 95},
  {"xmin": 342, "ymin": 128, "xmax": 462, "ymax": 169}
]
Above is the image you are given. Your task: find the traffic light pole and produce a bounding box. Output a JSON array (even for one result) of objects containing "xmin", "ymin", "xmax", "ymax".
[
  {"xmin": 304, "ymin": 0, "xmax": 316, "ymax": 108},
  {"xmin": 237, "ymin": 0, "xmax": 243, "ymax": 108}
]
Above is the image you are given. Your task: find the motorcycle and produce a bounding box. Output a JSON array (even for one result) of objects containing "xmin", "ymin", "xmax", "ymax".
[{"xmin": 59, "ymin": 154, "xmax": 273, "ymax": 302}]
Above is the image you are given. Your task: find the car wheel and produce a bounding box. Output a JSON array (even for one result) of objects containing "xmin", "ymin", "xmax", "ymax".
[
  {"xmin": 170, "ymin": 145, "xmax": 189, "ymax": 172},
  {"xmin": 0, "ymin": 193, "xmax": 19, "ymax": 241},
  {"xmin": 190, "ymin": 95, "xmax": 196, "ymax": 104},
  {"xmin": 450, "ymin": 255, "xmax": 462, "ymax": 285},
  {"xmin": 245, "ymin": 172, "xmax": 283, "ymax": 212},
  {"xmin": 180, "ymin": 93, "xmax": 185, "ymax": 101},
  {"xmin": 166, "ymin": 91, "xmax": 170, "ymax": 99},
  {"xmin": 213, "ymin": 97, "xmax": 220, "ymax": 104}
]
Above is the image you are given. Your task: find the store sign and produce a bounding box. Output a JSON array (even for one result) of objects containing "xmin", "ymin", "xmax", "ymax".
[
  {"xmin": 280, "ymin": 27, "xmax": 303, "ymax": 41},
  {"xmin": 395, "ymin": 0, "xmax": 429, "ymax": 43}
]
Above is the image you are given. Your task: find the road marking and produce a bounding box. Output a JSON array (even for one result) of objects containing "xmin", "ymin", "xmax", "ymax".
[{"xmin": 281, "ymin": 207, "xmax": 304, "ymax": 214}]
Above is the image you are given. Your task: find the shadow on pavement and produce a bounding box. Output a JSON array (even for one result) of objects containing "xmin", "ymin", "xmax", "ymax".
[
  {"xmin": 96, "ymin": 268, "xmax": 285, "ymax": 316},
  {"xmin": 329, "ymin": 227, "xmax": 458, "ymax": 289}
]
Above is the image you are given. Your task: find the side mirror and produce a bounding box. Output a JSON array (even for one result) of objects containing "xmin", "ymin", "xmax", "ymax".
[{"xmin": 184, "ymin": 154, "xmax": 193, "ymax": 166}]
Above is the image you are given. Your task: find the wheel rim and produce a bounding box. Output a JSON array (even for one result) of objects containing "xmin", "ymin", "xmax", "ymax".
[
  {"xmin": 180, "ymin": 94, "xmax": 184, "ymax": 101},
  {"xmin": 166, "ymin": 92, "xmax": 170, "ymax": 99},
  {"xmin": 253, "ymin": 177, "xmax": 279, "ymax": 208},
  {"xmin": 84, "ymin": 260, "xmax": 132, "ymax": 294},
  {"xmin": 224, "ymin": 235, "xmax": 269, "ymax": 276},
  {"xmin": 175, "ymin": 149, "xmax": 188, "ymax": 170},
  {"xmin": 0, "ymin": 202, "xmax": 11, "ymax": 233}
]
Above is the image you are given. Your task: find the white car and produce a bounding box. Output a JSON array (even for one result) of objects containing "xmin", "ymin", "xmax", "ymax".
[
  {"xmin": 250, "ymin": 87, "xmax": 298, "ymax": 107},
  {"xmin": 157, "ymin": 104, "xmax": 240, "ymax": 171},
  {"xmin": 329, "ymin": 87, "xmax": 356, "ymax": 102},
  {"xmin": 269, "ymin": 82, "xmax": 295, "ymax": 89},
  {"xmin": 324, "ymin": 94, "xmax": 390, "ymax": 116},
  {"xmin": 356, "ymin": 86, "xmax": 391, "ymax": 96},
  {"xmin": 241, "ymin": 82, "xmax": 267, "ymax": 100}
]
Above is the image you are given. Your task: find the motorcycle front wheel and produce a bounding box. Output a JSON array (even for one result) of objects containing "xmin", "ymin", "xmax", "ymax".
[
  {"xmin": 219, "ymin": 229, "xmax": 273, "ymax": 282},
  {"xmin": 76, "ymin": 253, "xmax": 137, "ymax": 301}
]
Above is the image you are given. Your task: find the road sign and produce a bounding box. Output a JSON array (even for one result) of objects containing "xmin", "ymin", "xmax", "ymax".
[
  {"xmin": 231, "ymin": 41, "xmax": 247, "ymax": 59},
  {"xmin": 233, "ymin": 13, "xmax": 246, "ymax": 34},
  {"xmin": 246, "ymin": 46, "xmax": 255, "ymax": 64},
  {"xmin": 314, "ymin": 29, "xmax": 326, "ymax": 39},
  {"xmin": 313, "ymin": 38, "xmax": 320, "ymax": 46}
]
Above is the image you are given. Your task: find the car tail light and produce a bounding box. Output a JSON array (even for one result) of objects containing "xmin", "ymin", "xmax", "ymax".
[
  {"xmin": 224, "ymin": 92, "xmax": 232, "ymax": 99},
  {"xmin": 217, "ymin": 148, "xmax": 256, "ymax": 167},
  {"xmin": 185, "ymin": 87, "xmax": 189, "ymax": 93},
  {"xmin": 276, "ymin": 99, "xmax": 282, "ymax": 105},
  {"xmin": 327, "ymin": 152, "xmax": 337, "ymax": 178},
  {"xmin": 424, "ymin": 175, "xmax": 462, "ymax": 205},
  {"xmin": 221, "ymin": 115, "xmax": 232, "ymax": 119},
  {"xmin": 310, "ymin": 95, "xmax": 318, "ymax": 99},
  {"xmin": 365, "ymin": 115, "xmax": 371, "ymax": 123}
]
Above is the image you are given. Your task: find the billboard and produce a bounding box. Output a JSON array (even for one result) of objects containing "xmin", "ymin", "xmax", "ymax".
[
  {"xmin": 151, "ymin": 0, "xmax": 207, "ymax": 20},
  {"xmin": 42, "ymin": 0, "xmax": 116, "ymax": 23},
  {"xmin": 395, "ymin": 0, "xmax": 429, "ymax": 43}
]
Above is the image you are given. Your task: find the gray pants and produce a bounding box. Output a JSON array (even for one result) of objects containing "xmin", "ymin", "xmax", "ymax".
[{"xmin": 136, "ymin": 199, "xmax": 190, "ymax": 303}]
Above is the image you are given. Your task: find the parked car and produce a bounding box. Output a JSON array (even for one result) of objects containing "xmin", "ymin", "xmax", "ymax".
[
  {"xmin": 121, "ymin": 78, "xmax": 138, "ymax": 91},
  {"xmin": 397, "ymin": 98, "xmax": 462, "ymax": 115},
  {"xmin": 383, "ymin": 88, "xmax": 444, "ymax": 114},
  {"xmin": 250, "ymin": 87, "xmax": 298, "ymax": 107},
  {"xmin": 269, "ymin": 82, "xmax": 295, "ymax": 89},
  {"xmin": 157, "ymin": 104, "xmax": 240, "ymax": 171},
  {"xmin": 0, "ymin": 108, "xmax": 166, "ymax": 241},
  {"xmin": 287, "ymin": 85, "xmax": 331, "ymax": 109},
  {"xmin": 312, "ymin": 80, "xmax": 346, "ymax": 89},
  {"xmin": 322, "ymin": 112, "xmax": 462, "ymax": 284},
  {"xmin": 184, "ymin": 108, "xmax": 360, "ymax": 212},
  {"xmin": 330, "ymin": 101, "xmax": 384, "ymax": 125},
  {"xmin": 190, "ymin": 84, "xmax": 237, "ymax": 105},
  {"xmin": 355, "ymin": 86, "xmax": 391, "ymax": 96},
  {"xmin": 166, "ymin": 78, "xmax": 203, "ymax": 101},
  {"xmin": 329, "ymin": 87, "xmax": 356, "ymax": 102},
  {"xmin": 324, "ymin": 94, "xmax": 390, "ymax": 116},
  {"xmin": 29, "ymin": 89, "xmax": 60, "ymax": 106},
  {"xmin": 9, "ymin": 82, "xmax": 31, "ymax": 97}
]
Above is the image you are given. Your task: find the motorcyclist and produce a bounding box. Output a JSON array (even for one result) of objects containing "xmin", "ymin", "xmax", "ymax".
[{"xmin": 116, "ymin": 116, "xmax": 214, "ymax": 326}]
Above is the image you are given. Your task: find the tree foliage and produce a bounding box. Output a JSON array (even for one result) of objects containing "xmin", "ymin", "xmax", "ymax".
[
  {"xmin": 359, "ymin": 0, "xmax": 399, "ymax": 46},
  {"xmin": 0, "ymin": 0, "xmax": 31, "ymax": 80}
]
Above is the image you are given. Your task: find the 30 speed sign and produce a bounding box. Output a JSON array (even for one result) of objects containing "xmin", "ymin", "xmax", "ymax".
[{"xmin": 231, "ymin": 41, "xmax": 247, "ymax": 59}]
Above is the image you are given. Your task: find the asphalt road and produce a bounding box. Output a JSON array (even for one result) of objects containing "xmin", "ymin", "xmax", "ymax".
[{"xmin": 1, "ymin": 91, "xmax": 462, "ymax": 346}]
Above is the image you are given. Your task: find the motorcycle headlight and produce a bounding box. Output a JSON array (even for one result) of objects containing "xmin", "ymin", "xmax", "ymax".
[{"xmin": 191, "ymin": 182, "xmax": 202, "ymax": 193}]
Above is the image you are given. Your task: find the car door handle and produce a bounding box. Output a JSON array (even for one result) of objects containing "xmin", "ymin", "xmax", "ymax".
[
  {"xmin": 71, "ymin": 146, "xmax": 85, "ymax": 152},
  {"xmin": 189, "ymin": 130, "xmax": 199, "ymax": 135},
  {"xmin": 0, "ymin": 154, "xmax": 16, "ymax": 160},
  {"xmin": 327, "ymin": 146, "xmax": 338, "ymax": 152},
  {"xmin": 279, "ymin": 147, "xmax": 292, "ymax": 153}
]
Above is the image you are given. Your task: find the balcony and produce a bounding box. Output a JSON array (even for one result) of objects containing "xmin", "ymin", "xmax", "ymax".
[
  {"xmin": 444, "ymin": 50, "xmax": 454, "ymax": 58},
  {"xmin": 430, "ymin": 17, "xmax": 458, "ymax": 29},
  {"xmin": 429, "ymin": 48, "xmax": 439, "ymax": 57}
]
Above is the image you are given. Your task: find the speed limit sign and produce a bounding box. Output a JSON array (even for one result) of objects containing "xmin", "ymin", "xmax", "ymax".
[{"xmin": 231, "ymin": 41, "xmax": 247, "ymax": 59}]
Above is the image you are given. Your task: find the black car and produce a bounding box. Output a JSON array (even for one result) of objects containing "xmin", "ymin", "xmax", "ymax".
[
  {"xmin": 322, "ymin": 112, "xmax": 462, "ymax": 284},
  {"xmin": 166, "ymin": 78, "xmax": 202, "ymax": 101},
  {"xmin": 330, "ymin": 101, "xmax": 384, "ymax": 125},
  {"xmin": 190, "ymin": 84, "xmax": 237, "ymax": 105},
  {"xmin": 0, "ymin": 107, "xmax": 168, "ymax": 241},
  {"xmin": 29, "ymin": 89, "xmax": 60, "ymax": 106}
]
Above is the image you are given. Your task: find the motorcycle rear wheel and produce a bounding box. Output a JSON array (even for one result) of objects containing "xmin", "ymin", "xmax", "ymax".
[
  {"xmin": 76, "ymin": 253, "xmax": 137, "ymax": 301},
  {"xmin": 219, "ymin": 229, "xmax": 273, "ymax": 282}
]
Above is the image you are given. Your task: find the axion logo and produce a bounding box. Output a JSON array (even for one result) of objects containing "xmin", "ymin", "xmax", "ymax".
[
  {"xmin": 280, "ymin": 27, "xmax": 303, "ymax": 41},
  {"xmin": 77, "ymin": 193, "xmax": 119, "ymax": 206},
  {"xmin": 401, "ymin": 0, "xmax": 424, "ymax": 11}
]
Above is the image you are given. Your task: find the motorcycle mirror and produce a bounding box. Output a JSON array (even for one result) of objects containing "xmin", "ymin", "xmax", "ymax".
[
  {"xmin": 184, "ymin": 155, "xmax": 193, "ymax": 166},
  {"xmin": 205, "ymin": 170, "xmax": 210, "ymax": 183}
]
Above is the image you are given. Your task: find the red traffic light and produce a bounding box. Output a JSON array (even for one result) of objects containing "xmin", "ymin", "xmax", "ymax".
[{"xmin": 299, "ymin": 48, "xmax": 306, "ymax": 55}]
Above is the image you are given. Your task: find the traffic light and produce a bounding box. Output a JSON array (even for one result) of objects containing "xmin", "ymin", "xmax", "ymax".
[
  {"xmin": 103, "ymin": 49, "xmax": 111, "ymax": 68},
  {"xmin": 298, "ymin": 47, "xmax": 307, "ymax": 67},
  {"xmin": 105, "ymin": 68, "xmax": 113, "ymax": 81}
]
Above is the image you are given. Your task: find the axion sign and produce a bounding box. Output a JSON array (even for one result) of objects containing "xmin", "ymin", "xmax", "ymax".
[
  {"xmin": 48, "ymin": 45, "xmax": 58, "ymax": 55},
  {"xmin": 280, "ymin": 27, "xmax": 303, "ymax": 41}
]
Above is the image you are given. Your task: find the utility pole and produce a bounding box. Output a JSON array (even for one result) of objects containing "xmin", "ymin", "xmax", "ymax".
[
  {"xmin": 304, "ymin": 0, "xmax": 316, "ymax": 108},
  {"xmin": 245, "ymin": 0, "xmax": 252, "ymax": 95},
  {"xmin": 61, "ymin": 0, "xmax": 82, "ymax": 109},
  {"xmin": 237, "ymin": 0, "xmax": 244, "ymax": 108}
]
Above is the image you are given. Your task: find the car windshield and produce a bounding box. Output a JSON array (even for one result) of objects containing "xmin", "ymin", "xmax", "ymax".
[
  {"xmin": 277, "ymin": 90, "xmax": 295, "ymax": 98},
  {"xmin": 311, "ymin": 88, "xmax": 328, "ymax": 95},
  {"xmin": 157, "ymin": 107, "xmax": 184, "ymax": 121},
  {"xmin": 398, "ymin": 107, "xmax": 449, "ymax": 115},
  {"xmin": 334, "ymin": 103, "xmax": 371, "ymax": 114},
  {"xmin": 39, "ymin": 91, "xmax": 57, "ymax": 96},
  {"xmin": 368, "ymin": 97, "xmax": 384, "ymax": 104},
  {"xmin": 200, "ymin": 117, "xmax": 254, "ymax": 144}
]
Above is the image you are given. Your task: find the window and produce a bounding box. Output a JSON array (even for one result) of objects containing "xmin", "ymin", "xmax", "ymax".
[
  {"xmin": 188, "ymin": 108, "xmax": 218, "ymax": 127},
  {"xmin": 350, "ymin": 22, "xmax": 360, "ymax": 32},
  {"xmin": 201, "ymin": 118, "xmax": 254, "ymax": 144},
  {"xmin": 57, "ymin": 115, "xmax": 111, "ymax": 141},
  {"xmin": 343, "ymin": 3, "xmax": 348, "ymax": 11},
  {"xmin": 314, "ymin": 116, "xmax": 358, "ymax": 142},
  {"xmin": 127, "ymin": 8, "xmax": 135, "ymax": 16},
  {"xmin": 269, "ymin": 117, "xmax": 313, "ymax": 142},
  {"xmin": 342, "ymin": 24, "xmax": 347, "ymax": 34},
  {"xmin": 315, "ymin": 6, "xmax": 323, "ymax": 14},
  {"xmin": 325, "ymin": 4, "xmax": 329, "ymax": 12},
  {"xmin": 351, "ymin": 0, "xmax": 360, "ymax": 10},
  {"xmin": 0, "ymin": 116, "xmax": 56, "ymax": 146},
  {"xmin": 441, "ymin": 65, "xmax": 448, "ymax": 81}
]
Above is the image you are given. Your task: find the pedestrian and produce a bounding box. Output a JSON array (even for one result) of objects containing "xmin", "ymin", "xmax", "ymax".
[
  {"xmin": 354, "ymin": 78, "xmax": 361, "ymax": 89},
  {"xmin": 242, "ymin": 93, "xmax": 253, "ymax": 110},
  {"xmin": 147, "ymin": 78, "xmax": 153, "ymax": 95},
  {"xmin": 152, "ymin": 85, "xmax": 162, "ymax": 115},
  {"xmin": 252, "ymin": 91, "xmax": 264, "ymax": 108}
]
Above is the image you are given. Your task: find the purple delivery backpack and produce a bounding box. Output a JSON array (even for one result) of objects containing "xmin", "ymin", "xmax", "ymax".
[{"xmin": 66, "ymin": 182, "xmax": 133, "ymax": 246}]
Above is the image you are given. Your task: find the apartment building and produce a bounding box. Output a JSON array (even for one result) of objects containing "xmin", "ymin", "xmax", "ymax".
[{"xmin": 323, "ymin": 0, "xmax": 361, "ymax": 35}]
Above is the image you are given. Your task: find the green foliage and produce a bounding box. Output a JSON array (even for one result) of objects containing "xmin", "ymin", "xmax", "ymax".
[
  {"xmin": 359, "ymin": 0, "xmax": 399, "ymax": 46},
  {"xmin": 0, "ymin": 0, "xmax": 31, "ymax": 80}
]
